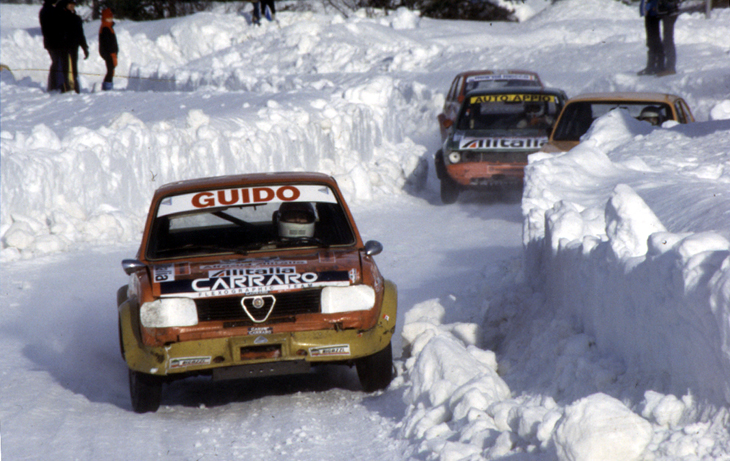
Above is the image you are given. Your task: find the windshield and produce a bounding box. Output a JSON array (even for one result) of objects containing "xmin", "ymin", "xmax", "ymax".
[
  {"xmin": 463, "ymin": 74, "xmax": 541, "ymax": 93},
  {"xmin": 552, "ymin": 101, "xmax": 673, "ymax": 141},
  {"xmin": 456, "ymin": 93, "xmax": 562, "ymax": 134},
  {"xmin": 146, "ymin": 184, "xmax": 356, "ymax": 259}
]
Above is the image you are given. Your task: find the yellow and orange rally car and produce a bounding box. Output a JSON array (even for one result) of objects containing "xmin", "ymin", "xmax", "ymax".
[
  {"xmin": 117, "ymin": 172, "xmax": 397, "ymax": 413},
  {"xmin": 435, "ymin": 85, "xmax": 567, "ymax": 204},
  {"xmin": 542, "ymin": 91, "xmax": 695, "ymax": 153}
]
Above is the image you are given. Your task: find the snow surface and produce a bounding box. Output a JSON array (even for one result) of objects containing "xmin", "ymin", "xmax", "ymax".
[{"xmin": 3, "ymin": 0, "xmax": 730, "ymax": 459}]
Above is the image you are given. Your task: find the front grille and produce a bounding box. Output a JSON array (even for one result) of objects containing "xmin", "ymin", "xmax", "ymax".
[{"xmin": 195, "ymin": 289, "xmax": 321, "ymax": 325}]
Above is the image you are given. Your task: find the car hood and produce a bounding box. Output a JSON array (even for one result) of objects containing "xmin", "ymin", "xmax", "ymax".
[{"xmin": 150, "ymin": 250, "xmax": 361, "ymax": 298}]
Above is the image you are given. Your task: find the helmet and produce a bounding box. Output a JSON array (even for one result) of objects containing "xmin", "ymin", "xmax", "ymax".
[
  {"xmin": 638, "ymin": 106, "xmax": 662, "ymax": 126},
  {"xmin": 276, "ymin": 202, "xmax": 315, "ymax": 239},
  {"xmin": 525, "ymin": 102, "xmax": 544, "ymax": 118}
]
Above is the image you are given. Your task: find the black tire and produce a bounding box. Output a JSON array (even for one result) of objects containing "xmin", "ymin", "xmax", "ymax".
[
  {"xmin": 116, "ymin": 285, "xmax": 128, "ymax": 308},
  {"xmin": 440, "ymin": 176, "xmax": 460, "ymax": 204},
  {"xmin": 116, "ymin": 286, "xmax": 129, "ymax": 359},
  {"xmin": 356, "ymin": 342, "xmax": 393, "ymax": 392},
  {"xmin": 129, "ymin": 369, "xmax": 163, "ymax": 413}
]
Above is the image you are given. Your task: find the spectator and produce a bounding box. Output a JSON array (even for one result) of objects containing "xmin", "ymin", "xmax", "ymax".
[
  {"xmin": 98, "ymin": 8, "xmax": 118, "ymax": 91},
  {"xmin": 58, "ymin": 0, "xmax": 89, "ymax": 93},
  {"xmin": 39, "ymin": 0, "xmax": 63, "ymax": 92},
  {"xmin": 637, "ymin": 0, "xmax": 680, "ymax": 76},
  {"xmin": 252, "ymin": 0, "xmax": 275, "ymax": 25}
]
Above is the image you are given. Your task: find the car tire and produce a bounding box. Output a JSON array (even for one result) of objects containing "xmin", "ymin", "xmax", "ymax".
[
  {"xmin": 129, "ymin": 369, "xmax": 163, "ymax": 413},
  {"xmin": 356, "ymin": 342, "xmax": 393, "ymax": 392},
  {"xmin": 116, "ymin": 285, "xmax": 128, "ymax": 308},
  {"xmin": 440, "ymin": 177, "xmax": 460, "ymax": 204},
  {"xmin": 116, "ymin": 286, "xmax": 129, "ymax": 360}
]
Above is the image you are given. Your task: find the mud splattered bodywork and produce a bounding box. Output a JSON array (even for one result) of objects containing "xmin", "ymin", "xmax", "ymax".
[{"xmin": 118, "ymin": 172, "xmax": 396, "ymax": 412}]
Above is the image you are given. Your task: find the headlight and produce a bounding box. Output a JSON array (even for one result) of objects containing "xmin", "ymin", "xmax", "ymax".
[
  {"xmin": 140, "ymin": 298, "xmax": 198, "ymax": 328},
  {"xmin": 447, "ymin": 151, "xmax": 461, "ymax": 164},
  {"xmin": 321, "ymin": 285, "xmax": 375, "ymax": 314}
]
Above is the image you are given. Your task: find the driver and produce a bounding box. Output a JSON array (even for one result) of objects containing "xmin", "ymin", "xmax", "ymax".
[
  {"xmin": 518, "ymin": 102, "xmax": 548, "ymax": 129},
  {"xmin": 275, "ymin": 202, "xmax": 316, "ymax": 239},
  {"xmin": 638, "ymin": 106, "xmax": 662, "ymax": 126}
]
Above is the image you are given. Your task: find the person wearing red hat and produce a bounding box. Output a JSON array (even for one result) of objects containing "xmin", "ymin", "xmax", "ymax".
[{"xmin": 98, "ymin": 7, "xmax": 118, "ymax": 91}]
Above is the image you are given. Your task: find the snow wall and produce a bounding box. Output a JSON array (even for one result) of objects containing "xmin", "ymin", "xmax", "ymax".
[
  {"xmin": 522, "ymin": 111, "xmax": 730, "ymax": 407},
  {"xmin": 0, "ymin": 78, "xmax": 430, "ymax": 261}
]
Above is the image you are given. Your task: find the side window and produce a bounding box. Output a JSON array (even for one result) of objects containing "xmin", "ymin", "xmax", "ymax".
[
  {"xmin": 455, "ymin": 77, "xmax": 465, "ymax": 103},
  {"xmin": 446, "ymin": 77, "xmax": 459, "ymax": 102},
  {"xmin": 679, "ymin": 100, "xmax": 694, "ymax": 122},
  {"xmin": 674, "ymin": 101, "xmax": 687, "ymax": 124}
]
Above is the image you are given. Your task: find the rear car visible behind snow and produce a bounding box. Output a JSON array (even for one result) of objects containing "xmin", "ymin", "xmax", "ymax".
[{"xmin": 543, "ymin": 92, "xmax": 695, "ymax": 153}]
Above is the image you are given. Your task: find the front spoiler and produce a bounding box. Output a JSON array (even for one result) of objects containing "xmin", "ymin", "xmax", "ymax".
[
  {"xmin": 445, "ymin": 162, "xmax": 526, "ymax": 187},
  {"xmin": 119, "ymin": 281, "xmax": 397, "ymax": 378}
]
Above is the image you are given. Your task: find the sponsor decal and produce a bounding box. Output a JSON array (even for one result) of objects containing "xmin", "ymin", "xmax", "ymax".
[
  {"xmin": 200, "ymin": 260, "xmax": 307, "ymax": 270},
  {"xmin": 169, "ymin": 356, "xmax": 211, "ymax": 369},
  {"xmin": 469, "ymin": 94, "xmax": 556, "ymax": 104},
  {"xmin": 248, "ymin": 326, "xmax": 273, "ymax": 335},
  {"xmin": 254, "ymin": 336, "xmax": 269, "ymax": 344},
  {"xmin": 466, "ymin": 74, "xmax": 535, "ymax": 83},
  {"xmin": 153, "ymin": 264, "xmax": 175, "ymax": 282},
  {"xmin": 157, "ymin": 185, "xmax": 337, "ymax": 217},
  {"xmin": 309, "ymin": 344, "xmax": 351, "ymax": 357},
  {"xmin": 349, "ymin": 268, "xmax": 358, "ymax": 283},
  {"xmin": 159, "ymin": 268, "xmax": 350, "ymax": 297},
  {"xmin": 459, "ymin": 137, "xmax": 547, "ymax": 150}
]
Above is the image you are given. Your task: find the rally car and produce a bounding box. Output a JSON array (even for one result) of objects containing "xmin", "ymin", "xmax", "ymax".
[
  {"xmin": 542, "ymin": 92, "xmax": 695, "ymax": 153},
  {"xmin": 117, "ymin": 172, "xmax": 397, "ymax": 413},
  {"xmin": 435, "ymin": 85, "xmax": 568, "ymax": 203},
  {"xmin": 437, "ymin": 69, "xmax": 544, "ymax": 141}
]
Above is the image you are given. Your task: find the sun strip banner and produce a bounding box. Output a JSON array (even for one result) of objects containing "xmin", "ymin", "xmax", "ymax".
[
  {"xmin": 157, "ymin": 184, "xmax": 338, "ymax": 217},
  {"xmin": 470, "ymin": 94, "xmax": 556, "ymax": 104}
]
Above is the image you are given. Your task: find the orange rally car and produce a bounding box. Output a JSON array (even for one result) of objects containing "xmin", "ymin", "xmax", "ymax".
[
  {"xmin": 435, "ymin": 79, "xmax": 568, "ymax": 204},
  {"xmin": 117, "ymin": 172, "xmax": 397, "ymax": 412}
]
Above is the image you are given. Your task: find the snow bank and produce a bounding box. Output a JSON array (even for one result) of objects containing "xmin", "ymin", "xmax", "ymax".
[
  {"xmin": 399, "ymin": 299, "xmax": 659, "ymax": 461},
  {"xmin": 1, "ymin": 8, "xmax": 436, "ymax": 260},
  {"xmin": 523, "ymin": 111, "xmax": 730, "ymax": 406},
  {"xmin": 0, "ymin": 96, "xmax": 427, "ymax": 260}
]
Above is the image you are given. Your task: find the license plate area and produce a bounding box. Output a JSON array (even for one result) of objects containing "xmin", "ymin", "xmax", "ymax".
[{"xmin": 241, "ymin": 344, "xmax": 281, "ymax": 361}]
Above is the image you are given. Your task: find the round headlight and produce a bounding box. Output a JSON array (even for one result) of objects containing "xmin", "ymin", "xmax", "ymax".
[{"xmin": 448, "ymin": 152, "xmax": 461, "ymax": 164}]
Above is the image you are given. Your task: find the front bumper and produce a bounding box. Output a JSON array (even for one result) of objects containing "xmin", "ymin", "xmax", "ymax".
[
  {"xmin": 445, "ymin": 162, "xmax": 526, "ymax": 186},
  {"xmin": 120, "ymin": 281, "xmax": 397, "ymax": 378}
]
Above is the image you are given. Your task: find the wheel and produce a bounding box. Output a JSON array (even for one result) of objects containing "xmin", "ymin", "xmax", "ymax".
[
  {"xmin": 116, "ymin": 285, "xmax": 128, "ymax": 308},
  {"xmin": 116, "ymin": 286, "xmax": 128, "ymax": 360},
  {"xmin": 440, "ymin": 177, "xmax": 460, "ymax": 204},
  {"xmin": 129, "ymin": 369, "xmax": 163, "ymax": 413},
  {"xmin": 356, "ymin": 342, "xmax": 393, "ymax": 392}
]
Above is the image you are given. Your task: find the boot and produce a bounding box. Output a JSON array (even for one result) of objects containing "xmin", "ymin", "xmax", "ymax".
[
  {"xmin": 637, "ymin": 54, "xmax": 661, "ymax": 76},
  {"xmin": 102, "ymin": 81, "xmax": 113, "ymax": 91}
]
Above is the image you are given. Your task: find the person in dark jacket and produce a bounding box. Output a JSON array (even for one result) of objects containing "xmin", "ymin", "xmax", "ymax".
[
  {"xmin": 39, "ymin": 0, "xmax": 64, "ymax": 91},
  {"xmin": 58, "ymin": 0, "xmax": 89, "ymax": 93},
  {"xmin": 252, "ymin": 0, "xmax": 275, "ymax": 25},
  {"xmin": 637, "ymin": 0, "xmax": 679, "ymax": 76},
  {"xmin": 98, "ymin": 8, "xmax": 118, "ymax": 91}
]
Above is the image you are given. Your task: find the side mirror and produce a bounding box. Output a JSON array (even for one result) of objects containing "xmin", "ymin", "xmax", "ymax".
[
  {"xmin": 122, "ymin": 259, "xmax": 146, "ymax": 275},
  {"xmin": 363, "ymin": 240, "xmax": 383, "ymax": 256}
]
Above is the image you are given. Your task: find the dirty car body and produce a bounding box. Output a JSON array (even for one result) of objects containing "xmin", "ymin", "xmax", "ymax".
[
  {"xmin": 117, "ymin": 172, "xmax": 397, "ymax": 412},
  {"xmin": 435, "ymin": 85, "xmax": 567, "ymax": 203},
  {"xmin": 542, "ymin": 92, "xmax": 695, "ymax": 153}
]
